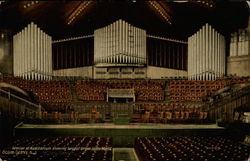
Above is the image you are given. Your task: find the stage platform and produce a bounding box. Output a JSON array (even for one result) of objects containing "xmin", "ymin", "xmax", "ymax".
[{"xmin": 15, "ymin": 123, "xmax": 226, "ymax": 147}]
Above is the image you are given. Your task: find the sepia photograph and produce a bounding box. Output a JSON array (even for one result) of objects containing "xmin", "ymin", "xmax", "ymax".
[{"xmin": 0, "ymin": 0, "xmax": 250, "ymax": 161}]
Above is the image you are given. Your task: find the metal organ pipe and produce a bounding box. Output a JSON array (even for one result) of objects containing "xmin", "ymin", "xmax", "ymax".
[
  {"xmin": 13, "ymin": 22, "xmax": 52, "ymax": 80},
  {"xmin": 188, "ymin": 23, "xmax": 226, "ymax": 80},
  {"xmin": 94, "ymin": 19, "xmax": 146, "ymax": 65}
]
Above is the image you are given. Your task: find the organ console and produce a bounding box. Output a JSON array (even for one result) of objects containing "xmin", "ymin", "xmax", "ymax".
[
  {"xmin": 13, "ymin": 22, "xmax": 52, "ymax": 80},
  {"xmin": 94, "ymin": 19, "xmax": 147, "ymax": 65},
  {"xmin": 188, "ymin": 24, "xmax": 226, "ymax": 80}
]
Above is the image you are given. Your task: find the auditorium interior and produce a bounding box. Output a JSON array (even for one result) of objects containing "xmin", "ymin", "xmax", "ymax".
[{"xmin": 0, "ymin": 0, "xmax": 250, "ymax": 161}]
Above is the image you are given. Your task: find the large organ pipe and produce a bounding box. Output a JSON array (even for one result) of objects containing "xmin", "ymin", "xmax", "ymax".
[
  {"xmin": 13, "ymin": 35, "xmax": 16, "ymax": 76},
  {"xmin": 34, "ymin": 24, "xmax": 38, "ymax": 80},
  {"xmin": 187, "ymin": 37, "xmax": 190, "ymax": 79},
  {"xmin": 27, "ymin": 24, "xmax": 31, "ymax": 80},
  {"xmin": 211, "ymin": 28, "xmax": 215, "ymax": 80},
  {"xmin": 22, "ymin": 28, "xmax": 25, "ymax": 78},
  {"xmin": 197, "ymin": 30, "xmax": 201, "ymax": 80},
  {"xmin": 190, "ymin": 35, "xmax": 193, "ymax": 79},
  {"xmin": 205, "ymin": 24, "xmax": 208, "ymax": 80},
  {"xmin": 214, "ymin": 32, "xmax": 218, "ymax": 78},
  {"xmin": 31, "ymin": 22, "xmax": 35, "ymax": 80},
  {"xmin": 208, "ymin": 26, "xmax": 211, "ymax": 80},
  {"xmin": 193, "ymin": 33, "xmax": 196, "ymax": 79}
]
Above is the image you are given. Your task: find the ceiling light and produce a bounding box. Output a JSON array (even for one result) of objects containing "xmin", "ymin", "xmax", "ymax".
[{"xmin": 174, "ymin": 0, "xmax": 188, "ymax": 3}]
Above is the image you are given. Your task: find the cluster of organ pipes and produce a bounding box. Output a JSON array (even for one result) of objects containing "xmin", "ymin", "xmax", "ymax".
[
  {"xmin": 230, "ymin": 29, "xmax": 250, "ymax": 56},
  {"xmin": 13, "ymin": 22, "xmax": 52, "ymax": 80},
  {"xmin": 94, "ymin": 19, "xmax": 146, "ymax": 65},
  {"xmin": 188, "ymin": 24, "xmax": 226, "ymax": 80}
]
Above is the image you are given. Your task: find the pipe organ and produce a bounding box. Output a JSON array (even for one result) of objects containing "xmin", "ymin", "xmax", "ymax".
[
  {"xmin": 13, "ymin": 22, "xmax": 52, "ymax": 80},
  {"xmin": 94, "ymin": 19, "xmax": 146, "ymax": 65},
  {"xmin": 188, "ymin": 24, "xmax": 226, "ymax": 80},
  {"xmin": 230, "ymin": 29, "xmax": 250, "ymax": 56}
]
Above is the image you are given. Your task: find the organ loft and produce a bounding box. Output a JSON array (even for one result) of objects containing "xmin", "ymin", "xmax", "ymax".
[{"xmin": 0, "ymin": 1, "xmax": 250, "ymax": 161}]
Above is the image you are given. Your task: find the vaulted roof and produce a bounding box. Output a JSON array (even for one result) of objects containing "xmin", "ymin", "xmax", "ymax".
[{"xmin": 0, "ymin": 1, "xmax": 249, "ymax": 40}]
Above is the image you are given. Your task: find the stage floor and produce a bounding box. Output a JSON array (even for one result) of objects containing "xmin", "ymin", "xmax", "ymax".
[{"xmin": 17, "ymin": 123, "xmax": 223, "ymax": 130}]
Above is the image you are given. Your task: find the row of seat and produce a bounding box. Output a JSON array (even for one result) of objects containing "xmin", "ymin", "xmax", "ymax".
[
  {"xmin": 0, "ymin": 136, "xmax": 113, "ymax": 161},
  {"xmin": 168, "ymin": 78, "xmax": 249, "ymax": 102},
  {"xmin": 134, "ymin": 104, "xmax": 207, "ymax": 123},
  {"xmin": 3, "ymin": 77, "xmax": 72, "ymax": 103},
  {"xmin": 11, "ymin": 136, "xmax": 112, "ymax": 148},
  {"xmin": 135, "ymin": 136, "xmax": 250, "ymax": 161},
  {"xmin": 0, "ymin": 150, "xmax": 112, "ymax": 161}
]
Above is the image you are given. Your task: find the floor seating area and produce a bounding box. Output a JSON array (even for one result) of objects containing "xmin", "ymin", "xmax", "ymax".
[
  {"xmin": 133, "ymin": 103, "xmax": 207, "ymax": 123},
  {"xmin": 0, "ymin": 136, "xmax": 112, "ymax": 161},
  {"xmin": 135, "ymin": 136, "xmax": 250, "ymax": 161},
  {"xmin": 3, "ymin": 77, "xmax": 72, "ymax": 103},
  {"xmin": 76, "ymin": 80, "xmax": 165, "ymax": 102},
  {"xmin": 11, "ymin": 136, "xmax": 112, "ymax": 148},
  {"xmin": 168, "ymin": 78, "xmax": 249, "ymax": 102}
]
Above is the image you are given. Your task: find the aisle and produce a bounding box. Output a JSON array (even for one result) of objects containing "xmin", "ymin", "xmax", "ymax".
[{"xmin": 113, "ymin": 148, "xmax": 139, "ymax": 161}]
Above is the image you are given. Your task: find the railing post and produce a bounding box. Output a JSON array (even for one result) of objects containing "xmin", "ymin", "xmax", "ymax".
[
  {"xmin": 38, "ymin": 104, "xmax": 42, "ymax": 119},
  {"xmin": 8, "ymin": 90, "xmax": 11, "ymax": 100}
]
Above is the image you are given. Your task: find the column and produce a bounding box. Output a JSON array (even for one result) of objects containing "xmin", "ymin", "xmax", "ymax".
[
  {"xmin": 238, "ymin": 30, "xmax": 243, "ymax": 56},
  {"xmin": 235, "ymin": 33, "xmax": 238, "ymax": 56},
  {"xmin": 246, "ymin": 31, "xmax": 250, "ymax": 56},
  {"xmin": 243, "ymin": 30, "xmax": 248, "ymax": 55}
]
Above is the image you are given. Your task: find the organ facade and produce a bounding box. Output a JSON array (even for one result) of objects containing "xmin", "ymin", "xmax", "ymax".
[
  {"xmin": 13, "ymin": 22, "xmax": 52, "ymax": 80},
  {"xmin": 188, "ymin": 24, "xmax": 226, "ymax": 80},
  {"xmin": 227, "ymin": 17, "xmax": 250, "ymax": 77},
  {"xmin": 94, "ymin": 19, "xmax": 147, "ymax": 65}
]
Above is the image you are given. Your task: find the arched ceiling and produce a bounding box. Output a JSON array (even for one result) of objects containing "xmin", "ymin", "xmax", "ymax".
[{"xmin": 0, "ymin": 0, "xmax": 249, "ymax": 40}]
